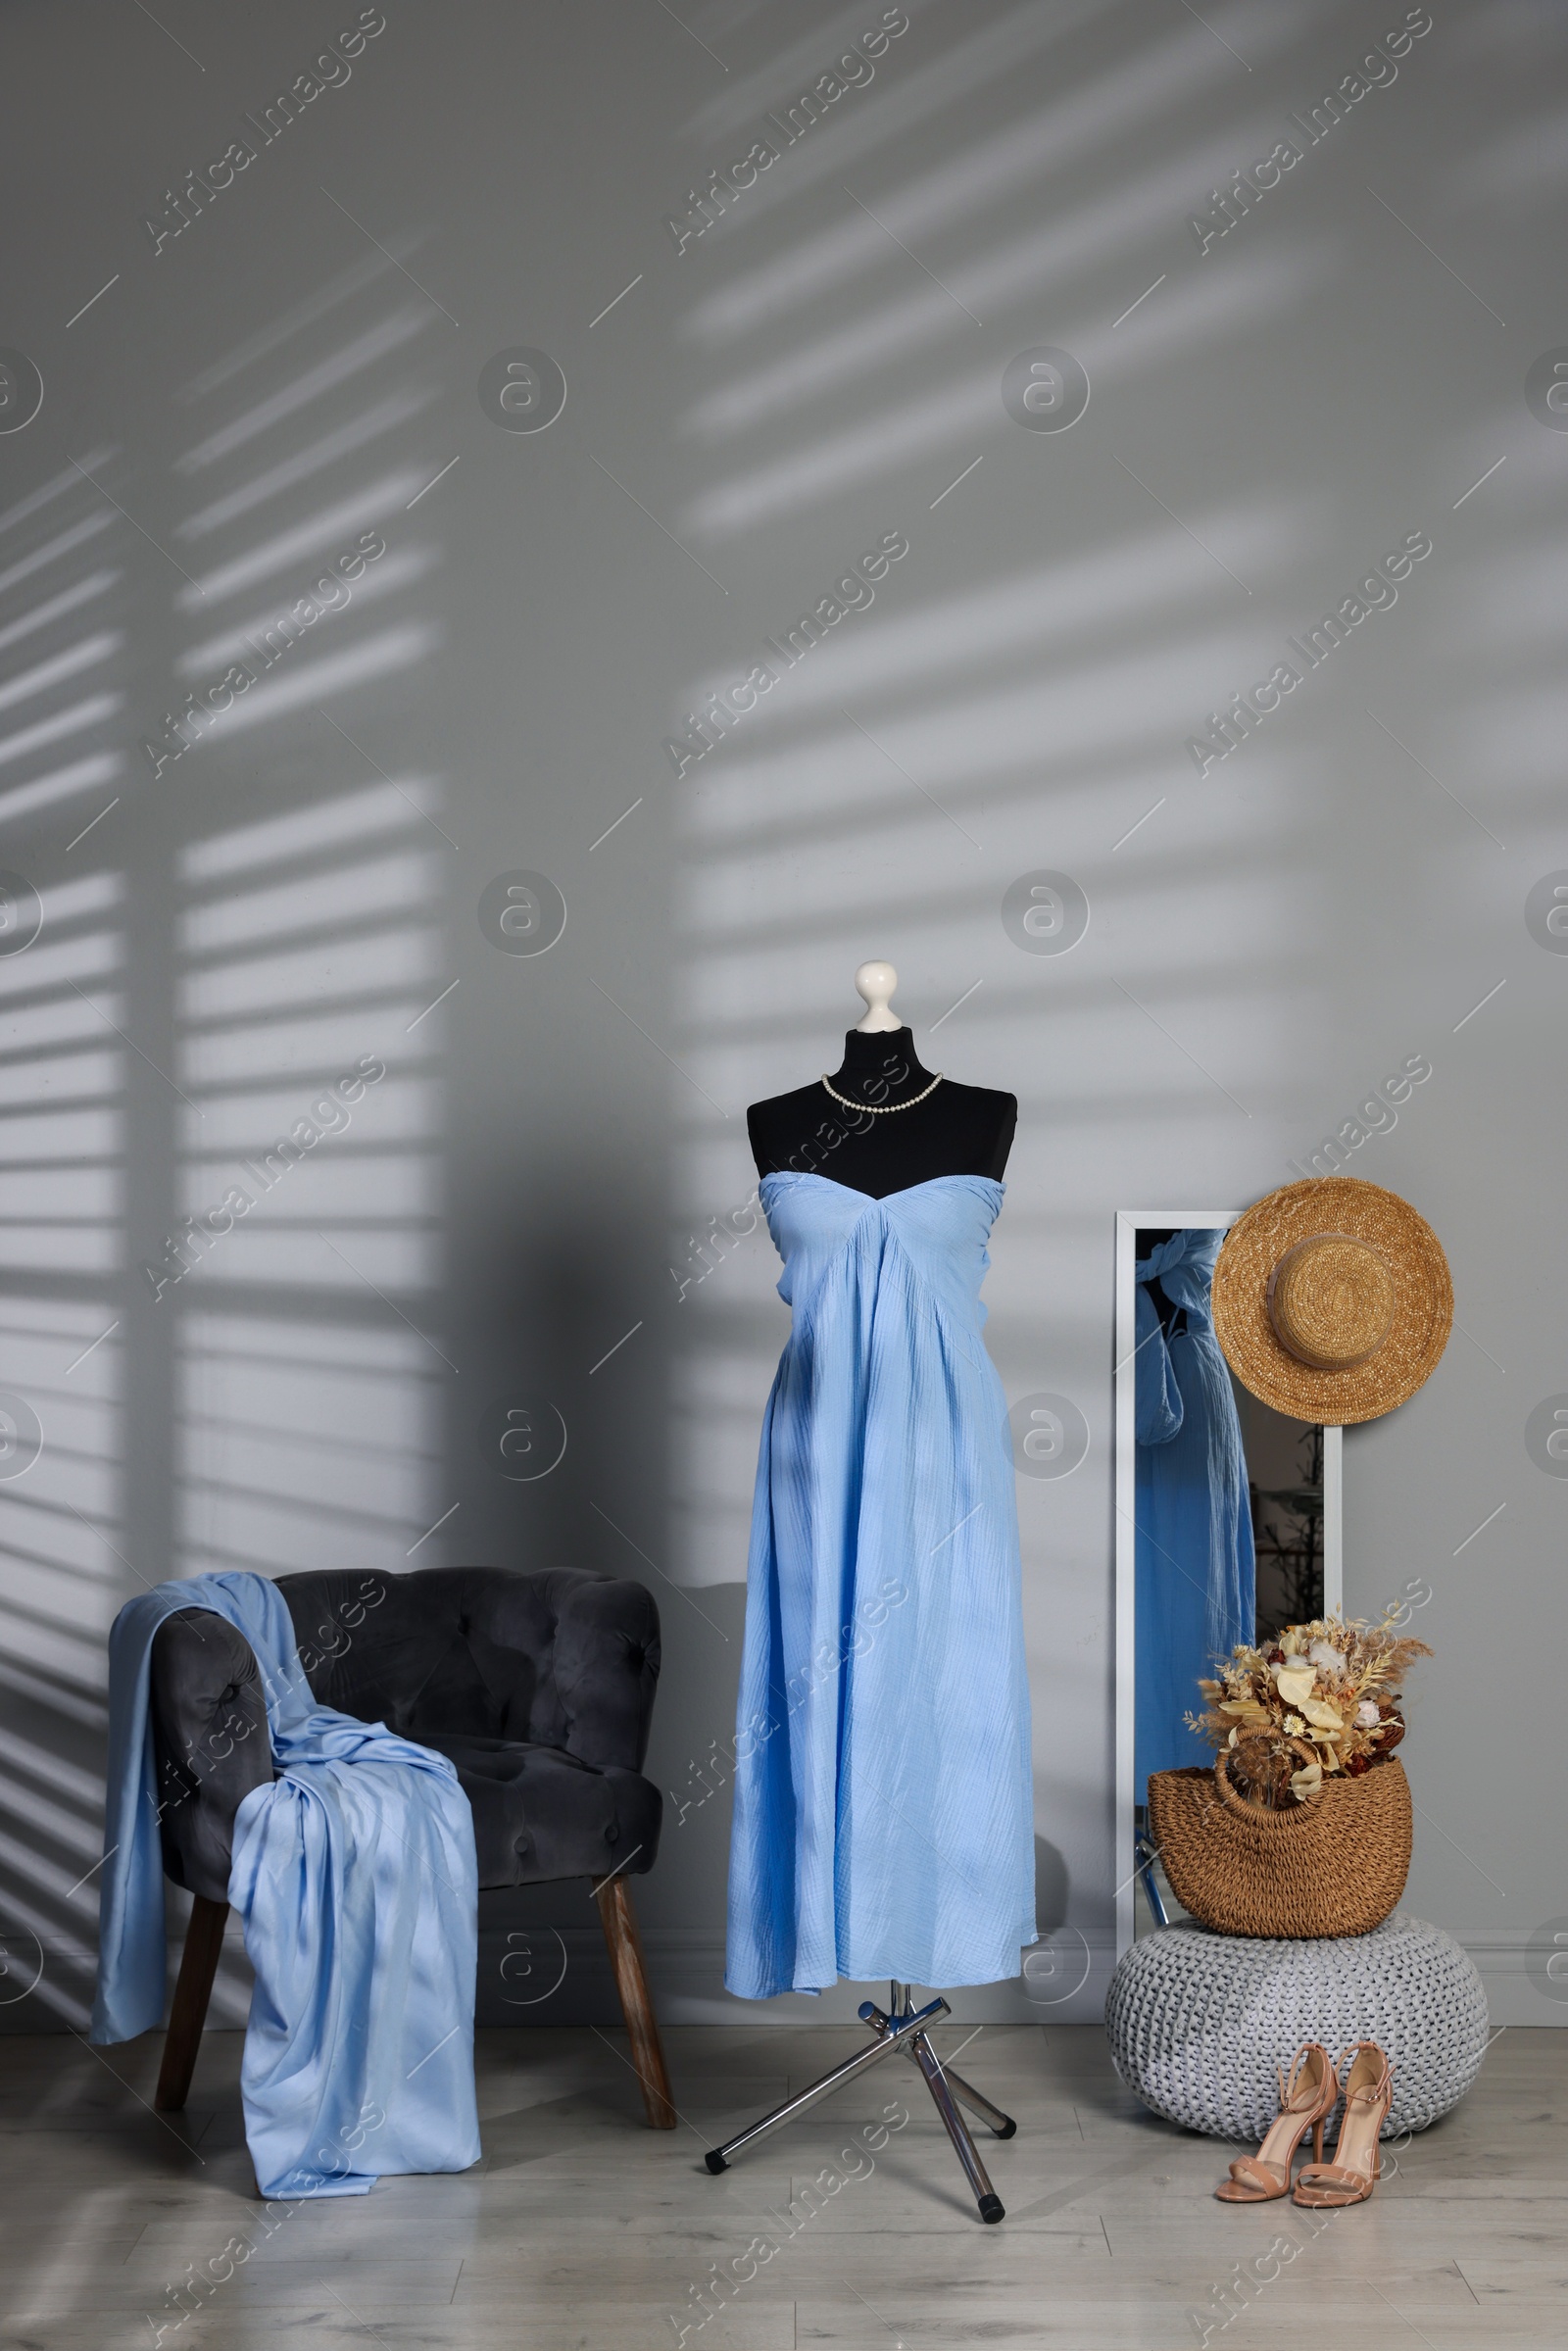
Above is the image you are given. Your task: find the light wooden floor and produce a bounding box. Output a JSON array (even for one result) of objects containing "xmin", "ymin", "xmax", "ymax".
[{"xmin": 0, "ymin": 2020, "xmax": 1560, "ymax": 2347}]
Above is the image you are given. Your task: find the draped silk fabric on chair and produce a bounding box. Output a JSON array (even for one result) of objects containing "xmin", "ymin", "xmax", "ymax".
[{"xmin": 92, "ymin": 1572, "xmax": 480, "ymax": 2198}]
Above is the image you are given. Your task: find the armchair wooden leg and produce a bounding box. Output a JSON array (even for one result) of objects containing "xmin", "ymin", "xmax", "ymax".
[
  {"xmin": 595, "ymin": 1875, "xmax": 676, "ymax": 2130},
  {"xmin": 155, "ymin": 1895, "xmax": 228, "ymax": 2112}
]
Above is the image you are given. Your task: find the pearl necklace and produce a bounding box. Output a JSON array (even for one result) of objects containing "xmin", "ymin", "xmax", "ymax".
[{"xmin": 820, "ymin": 1070, "xmax": 944, "ymax": 1114}]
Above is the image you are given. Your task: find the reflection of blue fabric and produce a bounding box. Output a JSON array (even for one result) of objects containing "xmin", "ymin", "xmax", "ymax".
[
  {"xmin": 726, "ymin": 1174, "xmax": 1034, "ymax": 1999},
  {"xmin": 91, "ymin": 1572, "xmax": 480, "ymax": 2198},
  {"xmin": 1135, "ymin": 1231, "xmax": 1254, "ymax": 1793}
]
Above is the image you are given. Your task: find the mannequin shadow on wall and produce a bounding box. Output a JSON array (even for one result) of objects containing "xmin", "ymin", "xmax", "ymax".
[
  {"xmin": 461, "ymin": 1189, "xmax": 752, "ymax": 2020},
  {"xmin": 1034, "ymin": 1834, "xmax": 1069, "ymax": 1936}
]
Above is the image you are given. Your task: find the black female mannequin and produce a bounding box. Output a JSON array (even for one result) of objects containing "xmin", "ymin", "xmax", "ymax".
[{"xmin": 747, "ymin": 963, "xmax": 1016, "ymax": 1201}]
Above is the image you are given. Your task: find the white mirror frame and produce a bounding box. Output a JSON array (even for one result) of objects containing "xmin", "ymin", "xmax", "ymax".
[{"xmin": 1114, "ymin": 1210, "xmax": 1343, "ymax": 1959}]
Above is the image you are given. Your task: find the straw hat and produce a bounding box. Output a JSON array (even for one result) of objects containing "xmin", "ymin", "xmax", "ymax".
[{"xmin": 1211, "ymin": 1178, "xmax": 1451, "ymax": 1425}]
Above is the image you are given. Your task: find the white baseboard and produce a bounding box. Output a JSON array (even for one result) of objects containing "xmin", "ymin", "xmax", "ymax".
[
  {"xmin": 1451, "ymin": 1932, "xmax": 1568, "ymax": 2028},
  {"xmin": 631, "ymin": 1930, "xmax": 1116, "ymax": 2026},
  {"xmin": 6, "ymin": 1924, "xmax": 1560, "ymax": 2036}
]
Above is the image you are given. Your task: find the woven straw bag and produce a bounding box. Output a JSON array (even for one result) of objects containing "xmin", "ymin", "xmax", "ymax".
[{"xmin": 1147, "ymin": 1747, "xmax": 1412, "ymax": 1938}]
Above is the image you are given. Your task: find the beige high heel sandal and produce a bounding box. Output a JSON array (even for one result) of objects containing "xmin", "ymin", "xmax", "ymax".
[
  {"xmin": 1293, "ymin": 2041, "xmax": 1395, "ymax": 2207},
  {"xmin": 1214, "ymin": 2042, "xmax": 1338, "ymax": 2202}
]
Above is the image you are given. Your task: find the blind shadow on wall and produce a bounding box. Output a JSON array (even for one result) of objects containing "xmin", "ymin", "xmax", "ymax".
[{"xmin": 0, "ymin": 241, "xmax": 450, "ymax": 2033}]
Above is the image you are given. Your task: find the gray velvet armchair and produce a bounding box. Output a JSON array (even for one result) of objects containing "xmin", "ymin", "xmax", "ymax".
[{"xmin": 148, "ymin": 1564, "xmax": 673, "ymax": 2126}]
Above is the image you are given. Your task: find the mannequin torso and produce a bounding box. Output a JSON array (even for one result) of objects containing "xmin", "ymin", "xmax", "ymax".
[{"xmin": 747, "ymin": 1028, "xmax": 1016, "ymax": 1200}]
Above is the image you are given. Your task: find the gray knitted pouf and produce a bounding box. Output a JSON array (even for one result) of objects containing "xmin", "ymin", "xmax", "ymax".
[{"xmin": 1104, "ymin": 1913, "xmax": 1489, "ymax": 2141}]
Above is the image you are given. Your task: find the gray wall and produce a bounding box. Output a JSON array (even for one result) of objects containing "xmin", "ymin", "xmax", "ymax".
[{"xmin": 0, "ymin": 0, "xmax": 1563, "ymax": 2033}]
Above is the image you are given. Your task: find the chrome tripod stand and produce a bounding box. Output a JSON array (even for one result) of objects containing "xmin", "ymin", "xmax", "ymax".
[{"xmin": 703, "ymin": 1984, "xmax": 1015, "ymax": 2223}]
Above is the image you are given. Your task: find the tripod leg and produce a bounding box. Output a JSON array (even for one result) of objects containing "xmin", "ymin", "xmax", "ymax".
[
  {"xmin": 908, "ymin": 2031, "xmax": 1004, "ymax": 2223},
  {"xmin": 705, "ymin": 2022, "xmax": 902, "ymax": 2174},
  {"xmin": 905, "ymin": 2047, "xmax": 1016, "ymax": 2138}
]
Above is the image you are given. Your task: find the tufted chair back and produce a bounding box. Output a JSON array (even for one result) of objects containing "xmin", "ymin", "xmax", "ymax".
[
  {"xmin": 150, "ymin": 1564, "xmax": 663, "ymax": 1908},
  {"xmin": 278, "ymin": 1565, "xmax": 661, "ymax": 1771}
]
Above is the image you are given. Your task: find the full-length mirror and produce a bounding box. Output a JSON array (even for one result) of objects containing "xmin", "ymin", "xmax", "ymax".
[{"xmin": 1114, "ymin": 1211, "xmax": 1343, "ymax": 1954}]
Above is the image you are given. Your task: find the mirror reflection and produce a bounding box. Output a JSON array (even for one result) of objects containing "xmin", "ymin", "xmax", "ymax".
[{"xmin": 1124, "ymin": 1222, "xmax": 1330, "ymax": 1936}]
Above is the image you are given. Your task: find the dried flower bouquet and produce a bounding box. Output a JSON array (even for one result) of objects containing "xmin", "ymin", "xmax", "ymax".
[{"xmin": 1187, "ymin": 1616, "xmax": 1431, "ymax": 1805}]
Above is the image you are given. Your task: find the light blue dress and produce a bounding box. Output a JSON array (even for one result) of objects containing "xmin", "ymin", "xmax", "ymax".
[
  {"xmin": 726, "ymin": 1172, "xmax": 1035, "ymax": 1999},
  {"xmin": 1134, "ymin": 1229, "xmax": 1255, "ymax": 1793}
]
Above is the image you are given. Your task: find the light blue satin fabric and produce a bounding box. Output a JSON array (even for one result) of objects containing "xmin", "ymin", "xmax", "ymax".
[
  {"xmin": 726, "ymin": 1173, "xmax": 1035, "ymax": 1999},
  {"xmin": 1134, "ymin": 1230, "xmax": 1255, "ymax": 1793},
  {"xmin": 91, "ymin": 1572, "xmax": 480, "ymax": 2198}
]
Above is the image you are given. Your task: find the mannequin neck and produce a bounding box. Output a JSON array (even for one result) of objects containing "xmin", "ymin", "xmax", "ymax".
[{"xmin": 827, "ymin": 1026, "xmax": 935, "ymax": 1107}]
